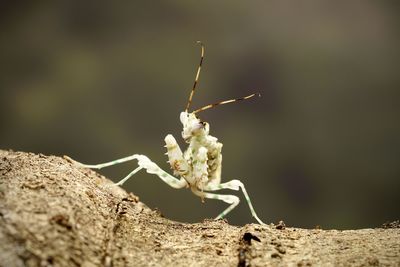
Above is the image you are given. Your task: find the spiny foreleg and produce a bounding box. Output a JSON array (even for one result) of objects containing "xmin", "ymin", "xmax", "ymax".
[{"xmin": 165, "ymin": 134, "xmax": 190, "ymax": 178}]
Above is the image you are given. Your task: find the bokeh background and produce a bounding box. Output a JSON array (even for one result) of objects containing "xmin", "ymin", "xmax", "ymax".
[{"xmin": 1, "ymin": 1, "xmax": 399, "ymax": 229}]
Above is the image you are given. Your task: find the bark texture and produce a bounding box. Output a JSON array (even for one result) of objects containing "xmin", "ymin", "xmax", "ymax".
[{"xmin": 0, "ymin": 150, "xmax": 399, "ymax": 267}]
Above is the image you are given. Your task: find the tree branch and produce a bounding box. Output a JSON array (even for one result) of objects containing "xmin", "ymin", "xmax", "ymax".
[{"xmin": 0, "ymin": 150, "xmax": 398, "ymax": 266}]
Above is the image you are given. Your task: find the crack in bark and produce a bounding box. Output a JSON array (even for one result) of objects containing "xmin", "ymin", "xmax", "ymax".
[
  {"xmin": 237, "ymin": 232, "xmax": 261, "ymax": 267},
  {"xmin": 102, "ymin": 197, "xmax": 138, "ymax": 267}
]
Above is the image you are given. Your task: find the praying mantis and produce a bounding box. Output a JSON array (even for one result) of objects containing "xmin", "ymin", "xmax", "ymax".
[{"xmin": 77, "ymin": 42, "xmax": 266, "ymax": 225}]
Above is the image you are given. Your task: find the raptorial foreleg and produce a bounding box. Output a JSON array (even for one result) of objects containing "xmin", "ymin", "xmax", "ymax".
[{"xmin": 165, "ymin": 134, "xmax": 190, "ymax": 177}]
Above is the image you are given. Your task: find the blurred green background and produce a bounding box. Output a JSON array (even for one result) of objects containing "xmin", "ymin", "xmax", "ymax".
[{"xmin": 1, "ymin": 1, "xmax": 399, "ymax": 229}]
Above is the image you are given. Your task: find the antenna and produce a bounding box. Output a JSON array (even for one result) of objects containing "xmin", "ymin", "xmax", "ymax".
[
  {"xmin": 193, "ymin": 93, "xmax": 261, "ymax": 114},
  {"xmin": 185, "ymin": 41, "xmax": 204, "ymax": 112}
]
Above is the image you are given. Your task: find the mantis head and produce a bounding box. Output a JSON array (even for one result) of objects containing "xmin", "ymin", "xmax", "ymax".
[{"xmin": 180, "ymin": 111, "xmax": 209, "ymax": 142}]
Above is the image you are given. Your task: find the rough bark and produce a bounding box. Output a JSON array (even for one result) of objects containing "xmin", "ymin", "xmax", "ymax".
[{"xmin": 0, "ymin": 150, "xmax": 399, "ymax": 267}]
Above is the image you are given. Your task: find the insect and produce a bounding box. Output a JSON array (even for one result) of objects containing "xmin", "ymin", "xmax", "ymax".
[{"xmin": 78, "ymin": 42, "xmax": 266, "ymax": 225}]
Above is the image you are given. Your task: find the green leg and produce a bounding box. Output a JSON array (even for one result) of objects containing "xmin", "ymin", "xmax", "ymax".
[
  {"xmin": 204, "ymin": 180, "xmax": 266, "ymax": 225},
  {"xmin": 77, "ymin": 154, "xmax": 142, "ymax": 169},
  {"xmin": 191, "ymin": 188, "xmax": 240, "ymax": 221},
  {"xmin": 115, "ymin": 166, "xmax": 142, "ymax": 186},
  {"xmin": 78, "ymin": 154, "xmax": 188, "ymax": 189}
]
